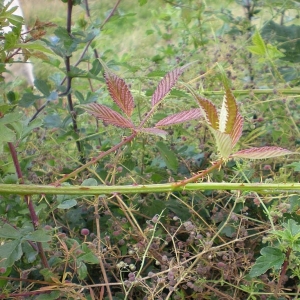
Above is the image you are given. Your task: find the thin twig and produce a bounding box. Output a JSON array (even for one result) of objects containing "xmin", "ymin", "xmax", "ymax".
[
  {"xmin": 7, "ymin": 142, "xmax": 49, "ymax": 268},
  {"xmin": 94, "ymin": 199, "xmax": 113, "ymax": 300}
]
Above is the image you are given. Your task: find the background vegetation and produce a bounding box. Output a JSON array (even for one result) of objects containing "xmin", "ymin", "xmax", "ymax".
[{"xmin": 0, "ymin": 0, "xmax": 300, "ymax": 299}]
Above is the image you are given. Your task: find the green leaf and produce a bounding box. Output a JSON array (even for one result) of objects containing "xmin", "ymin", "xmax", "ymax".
[
  {"xmin": 0, "ymin": 125, "xmax": 15, "ymax": 152},
  {"xmin": 248, "ymin": 30, "xmax": 267, "ymax": 56},
  {"xmin": 44, "ymin": 114, "xmax": 62, "ymax": 128},
  {"xmin": 57, "ymin": 199, "xmax": 77, "ymax": 209},
  {"xmin": 22, "ymin": 242, "xmax": 39, "ymax": 263},
  {"xmin": 166, "ymin": 199, "xmax": 191, "ymax": 220},
  {"xmin": 249, "ymin": 246, "xmax": 285, "ymax": 277},
  {"xmin": 262, "ymin": 21, "xmax": 300, "ymax": 63},
  {"xmin": 90, "ymin": 59, "xmax": 102, "ymax": 76},
  {"xmin": 284, "ymin": 219, "xmax": 300, "ymax": 237},
  {"xmin": 21, "ymin": 118, "xmax": 43, "ymax": 139},
  {"xmin": 24, "ymin": 229, "xmax": 52, "ymax": 242},
  {"xmin": 140, "ymin": 199, "xmax": 166, "ymax": 218},
  {"xmin": 0, "ymin": 240, "xmax": 23, "ymax": 268},
  {"xmin": 81, "ymin": 178, "xmax": 98, "ymax": 186},
  {"xmin": 138, "ymin": 0, "xmax": 148, "ymax": 5},
  {"xmin": 286, "ymin": 161, "xmax": 300, "ymax": 172},
  {"xmin": 0, "ymin": 267, "xmax": 11, "ymax": 288},
  {"xmin": 35, "ymin": 291, "xmax": 60, "ymax": 300},
  {"xmin": 266, "ymin": 44, "xmax": 285, "ymax": 59},
  {"xmin": 210, "ymin": 128, "xmax": 233, "ymax": 159},
  {"xmin": 77, "ymin": 262, "xmax": 87, "ymax": 280},
  {"xmin": 78, "ymin": 246, "xmax": 99, "ymax": 264},
  {"xmin": 14, "ymin": 42, "xmax": 54, "ymax": 55},
  {"xmin": 19, "ymin": 93, "xmax": 42, "ymax": 107},
  {"xmin": 34, "ymin": 79, "xmax": 50, "ymax": 97},
  {"xmin": 0, "ymin": 224, "xmax": 21, "ymax": 239},
  {"xmin": 156, "ymin": 141, "xmax": 178, "ymax": 172}
]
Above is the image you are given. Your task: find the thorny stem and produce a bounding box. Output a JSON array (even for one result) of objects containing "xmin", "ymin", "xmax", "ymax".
[
  {"xmin": 1, "ymin": 182, "xmax": 300, "ymax": 196},
  {"xmin": 7, "ymin": 142, "xmax": 49, "ymax": 269},
  {"xmin": 172, "ymin": 158, "xmax": 223, "ymax": 187},
  {"xmin": 202, "ymin": 88, "xmax": 300, "ymax": 96}
]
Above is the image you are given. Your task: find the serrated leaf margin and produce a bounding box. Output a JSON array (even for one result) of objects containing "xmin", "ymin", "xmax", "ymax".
[
  {"xmin": 83, "ymin": 103, "xmax": 135, "ymax": 129},
  {"xmin": 155, "ymin": 108, "xmax": 202, "ymax": 127},
  {"xmin": 231, "ymin": 146, "xmax": 294, "ymax": 159}
]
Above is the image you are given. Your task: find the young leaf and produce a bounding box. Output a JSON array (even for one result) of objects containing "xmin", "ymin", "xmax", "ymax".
[
  {"xmin": 83, "ymin": 103, "xmax": 135, "ymax": 129},
  {"xmin": 231, "ymin": 146, "xmax": 294, "ymax": 159},
  {"xmin": 181, "ymin": 83, "xmax": 219, "ymax": 129},
  {"xmin": 151, "ymin": 66, "xmax": 186, "ymax": 107},
  {"xmin": 195, "ymin": 94, "xmax": 219, "ymax": 129},
  {"xmin": 210, "ymin": 128, "xmax": 233, "ymax": 159},
  {"xmin": 249, "ymin": 246, "xmax": 285, "ymax": 277},
  {"xmin": 219, "ymin": 86, "xmax": 238, "ymax": 134},
  {"xmin": 138, "ymin": 127, "xmax": 168, "ymax": 138},
  {"xmin": 230, "ymin": 113, "xmax": 243, "ymax": 147},
  {"xmin": 155, "ymin": 108, "xmax": 202, "ymax": 127},
  {"xmin": 247, "ymin": 30, "xmax": 267, "ymax": 56},
  {"xmin": 104, "ymin": 71, "xmax": 134, "ymax": 117}
]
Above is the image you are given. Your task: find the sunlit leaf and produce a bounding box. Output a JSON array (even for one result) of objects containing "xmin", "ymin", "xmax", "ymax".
[
  {"xmin": 248, "ymin": 30, "xmax": 267, "ymax": 56},
  {"xmin": 83, "ymin": 103, "xmax": 135, "ymax": 129},
  {"xmin": 219, "ymin": 86, "xmax": 238, "ymax": 134},
  {"xmin": 194, "ymin": 94, "xmax": 219, "ymax": 129},
  {"xmin": 231, "ymin": 146, "xmax": 294, "ymax": 159},
  {"xmin": 104, "ymin": 71, "xmax": 134, "ymax": 117},
  {"xmin": 210, "ymin": 128, "xmax": 233, "ymax": 159},
  {"xmin": 155, "ymin": 108, "xmax": 202, "ymax": 127}
]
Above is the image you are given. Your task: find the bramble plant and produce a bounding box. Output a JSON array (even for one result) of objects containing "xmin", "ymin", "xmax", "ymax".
[{"xmin": 80, "ymin": 62, "xmax": 294, "ymax": 187}]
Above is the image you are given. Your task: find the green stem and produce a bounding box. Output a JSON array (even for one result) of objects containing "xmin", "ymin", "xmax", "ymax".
[
  {"xmin": 202, "ymin": 88, "xmax": 300, "ymax": 96},
  {"xmin": 1, "ymin": 182, "xmax": 300, "ymax": 196}
]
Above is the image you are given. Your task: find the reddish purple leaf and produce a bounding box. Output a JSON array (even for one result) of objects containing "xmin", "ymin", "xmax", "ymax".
[
  {"xmin": 231, "ymin": 146, "xmax": 293, "ymax": 159},
  {"xmin": 104, "ymin": 71, "xmax": 134, "ymax": 117},
  {"xmin": 151, "ymin": 67, "xmax": 185, "ymax": 106},
  {"xmin": 230, "ymin": 113, "xmax": 243, "ymax": 147},
  {"xmin": 155, "ymin": 108, "xmax": 202, "ymax": 127},
  {"xmin": 138, "ymin": 127, "xmax": 168, "ymax": 137},
  {"xmin": 83, "ymin": 103, "xmax": 135, "ymax": 129}
]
